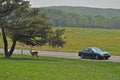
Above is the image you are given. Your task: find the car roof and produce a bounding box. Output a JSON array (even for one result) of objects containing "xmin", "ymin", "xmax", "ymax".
[{"xmin": 80, "ymin": 47, "xmax": 100, "ymax": 51}]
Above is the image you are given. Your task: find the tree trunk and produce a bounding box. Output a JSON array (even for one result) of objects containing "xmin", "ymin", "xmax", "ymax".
[
  {"xmin": 1, "ymin": 27, "xmax": 17, "ymax": 58},
  {"xmin": 8, "ymin": 39, "xmax": 17, "ymax": 57},
  {"xmin": 1, "ymin": 27, "xmax": 9, "ymax": 58}
]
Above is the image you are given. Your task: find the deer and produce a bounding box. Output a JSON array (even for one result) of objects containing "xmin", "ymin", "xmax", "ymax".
[{"xmin": 30, "ymin": 50, "xmax": 38, "ymax": 59}]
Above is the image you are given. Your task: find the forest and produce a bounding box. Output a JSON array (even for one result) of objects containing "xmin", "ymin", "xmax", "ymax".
[{"xmin": 40, "ymin": 6, "xmax": 120, "ymax": 29}]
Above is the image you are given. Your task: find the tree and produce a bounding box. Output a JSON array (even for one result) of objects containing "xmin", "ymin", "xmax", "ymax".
[
  {"xmin": 47, "ymin": 29, "xmax": 66, "ymax": 48},
  {"xmin": 0, "ymin": 0, "xmax": 29, "ymax": 58},
  {"xmin": 0, "ymin": 0, "xmax": 22, "ymax": 17},
  {"xmin": 0, "ymin": 0, "xmax": 66, "ymax": 58},
  {"xmin": 109, "ymin": 17, "xmax": 120, "ymax": 29},
  {"xmin": 93, "ymin": 15, "xmax": 109, "ymax": 28}
]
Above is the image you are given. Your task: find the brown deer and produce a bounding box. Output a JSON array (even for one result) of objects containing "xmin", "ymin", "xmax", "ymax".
[{"xmin": 30, "ymin": 50, "xmax": 38, "ymax": 59}]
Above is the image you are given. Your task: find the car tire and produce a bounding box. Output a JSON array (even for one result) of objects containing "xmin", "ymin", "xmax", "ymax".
[{"xmin": 95, "ymin": 55, "xmax": 99, "ymax": 60}]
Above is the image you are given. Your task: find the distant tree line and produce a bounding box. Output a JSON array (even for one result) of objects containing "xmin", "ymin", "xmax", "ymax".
[{"xmin": 41, "ymin": 9, "xmax": 120, "ymax": 29}]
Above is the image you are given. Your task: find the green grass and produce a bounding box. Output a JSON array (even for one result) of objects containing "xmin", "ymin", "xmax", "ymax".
[
  {"xmin": 64, "ymin": 28, "xmax": 120, "ymax": 55},
  {"xmin": 0, "ymin": 54, "xmax": 120, "ymax": 80},
  {"xmin": 33, "ymin": 28, "xmax": 120, "ymax": 55},
  {"xmin": 0, "ymin": 27, "xmax": 120, "ymax": 55}
]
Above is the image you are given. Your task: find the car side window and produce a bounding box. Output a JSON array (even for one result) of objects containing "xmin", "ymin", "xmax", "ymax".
[
  {"xmin": 88, "ymin": 49, "xmax": 93, "ymax": 54},
  {"xmin": 82, "ymin": 49, "xmax": 88, "ymax": 53}
]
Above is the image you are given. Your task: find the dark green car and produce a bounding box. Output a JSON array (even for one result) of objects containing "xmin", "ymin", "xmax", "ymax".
[{"xmin": 78, "ymin": 47, "xmax": 111, "ymax": 60}]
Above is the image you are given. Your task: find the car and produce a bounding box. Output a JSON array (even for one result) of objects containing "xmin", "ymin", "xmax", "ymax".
[{"xmin": 78, "ymin": 47, "xmax": 111, "ymax": 60}]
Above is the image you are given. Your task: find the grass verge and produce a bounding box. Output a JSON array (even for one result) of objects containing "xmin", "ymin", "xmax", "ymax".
[{"xmin": 0, "ymin": 54, "xmax": 120, "ymax": 80}]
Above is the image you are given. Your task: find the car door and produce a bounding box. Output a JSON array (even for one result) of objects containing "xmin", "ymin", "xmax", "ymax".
[
  {"xmin": 87, "ymin": 48, "xmax": 95, "ymax": 58},
  {"xmin": 83, "ymin": 48, "xmax": 89, "ymax": 58}
]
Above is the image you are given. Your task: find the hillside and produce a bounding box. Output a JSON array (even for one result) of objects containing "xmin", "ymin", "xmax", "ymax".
[
  {"xmin": 40, "ymin": 6, "xmax": 120, "ymax": 29},
  {"xmin": 42, "ymin": 6, "xmax": 120, "ymax": 18}
]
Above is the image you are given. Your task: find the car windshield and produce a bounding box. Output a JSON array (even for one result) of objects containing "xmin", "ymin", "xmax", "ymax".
[{"xmin": 92, "ymin": 47, "xmax": 103, "ymax": 52}]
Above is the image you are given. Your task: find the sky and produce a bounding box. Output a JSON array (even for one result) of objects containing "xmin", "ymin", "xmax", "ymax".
[{"xmin": 28, "ymin": 0, "xmax": 120, "ymax": 9}]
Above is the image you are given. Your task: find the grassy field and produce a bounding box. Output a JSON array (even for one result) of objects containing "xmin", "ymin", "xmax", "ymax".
[
  {"xmin": 28, "ymin": 28, "xmax": 120, "ymax": 55},
  {"xmin": 0, "ymin": 54, "xmax": 120, "ymax": 80},
  {"xmin": 0, "ymin": 28, "xmax": 120, "ymax": 55}
]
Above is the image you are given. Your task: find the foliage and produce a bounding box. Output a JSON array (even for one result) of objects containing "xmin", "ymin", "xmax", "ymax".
[
  {"xmin": 47, "ymin": 29, "xmax": 66, "ymax": 48},
  {"xmin": 41, "ymin": 6, "xmax": 120, "ymax": 29},
  {"xmin": 42, "ymin": 6, "xmax": 120, "ymax": 18},
  {"xmin": 0, "ymin": 0, "xmax": 30, "ymax": 58},
  {"xmin": 0, "ymin": 1, "xmax": 66, "ymax": 58},
  {"xmin": 0, "ymin": 0, "xmax": 23, "ymax": 17},
  {"xmin": 0, "ymin": 54, "xmax": 120, "ymax": 80}
]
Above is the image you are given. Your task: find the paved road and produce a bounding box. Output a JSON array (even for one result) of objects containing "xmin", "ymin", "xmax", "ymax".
[{"xmin": 0, "ymin": 48, "xmax": 120, "ymax": 62}]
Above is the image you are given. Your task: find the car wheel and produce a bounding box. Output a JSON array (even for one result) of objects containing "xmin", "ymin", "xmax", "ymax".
[
  {"xmin": 81, "ymin": 55, "xmax": 85, "ymax": 59},
  {"xmin": 95, "ymin": 56, "xmax": 99, "ymax": 60}
]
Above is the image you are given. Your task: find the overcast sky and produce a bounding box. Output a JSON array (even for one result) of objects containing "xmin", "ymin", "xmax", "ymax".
[{"xmin": 28, "ymin": 0, "xmax": 120, "ymax": 9}]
